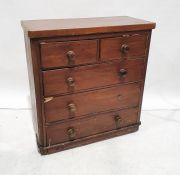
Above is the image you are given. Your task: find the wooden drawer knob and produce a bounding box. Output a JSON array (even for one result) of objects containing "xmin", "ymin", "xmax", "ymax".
[
  {"xmin": 66, "ymin": 77, "xmax": 75, "ymax": 87},
  {"xmin": 121, "ymin": 44, "xmax": 129, "ymax": 53},
  {"xmin": 68, "ymin": 103, "xmax": 77, "ymax": 113},
  {"xmin": 119, "ymin": 68, "xmax": 128, "ymax": 77},
  {"xmin": 67, "ymin": 127, "xmax": 76, "ymax": 141},
  {"xmin": 114, "ymin": 115, "xmax": 122, "ymax": 128},
  {"xmin": 66, "ymin": 51, "xmax": 75, "ymax": 65}
]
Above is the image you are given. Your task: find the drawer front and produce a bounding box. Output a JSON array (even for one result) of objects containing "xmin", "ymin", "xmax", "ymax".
[
  {"xmin": 46, "ymin": 108, "xmax": 139, "ymax": 145},
  {"xmin": 43, "ymin": 59, "xmax": 144, "ymax": 96},
  {"xmin": 100, "ymin": 33, "xmax": 148, "ymax": 60},
  {"xmin": 40, "ymin": 40, "xmax": 98, "ymax": 69},
  {"xmin": 44, "ymin": 83, "xmax": 141, "ymax": 122}
]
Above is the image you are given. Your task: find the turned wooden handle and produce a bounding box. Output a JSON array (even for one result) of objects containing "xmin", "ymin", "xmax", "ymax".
[
  {"xmin": 68, "ymin": 103, "xmax": 77, "ymax": 113},
  {"xmin": 67, "ymin": 127, "xmax": 76, "ymax": 140},
  {"xmin": 66, "ymin": 51, "xmax": 75, "ymax": 65},
  {"xmin": 121, "ymin": 44, "xmax": 130, "ymax": 53},
  {"xmin": 114, "ymin": 115, "xmax": 122, "ymax": 128},
  {"xmin": 66, "ymin": 77, "xmax": 75, "ymax": 87},
  {"xmin": 119, "ymin": 68, "xmax": 128, "ymax": 77}
]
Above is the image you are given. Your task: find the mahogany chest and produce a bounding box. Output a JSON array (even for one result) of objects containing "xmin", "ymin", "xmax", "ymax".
[{"xmin": 21, "ymin": 16, "xmax": 155, "ymax": 155}]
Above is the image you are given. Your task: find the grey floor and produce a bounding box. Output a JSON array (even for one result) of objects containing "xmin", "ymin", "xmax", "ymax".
[{"xmin": 0, "ymin": 109, "xmax": 180, "ymax": 175}]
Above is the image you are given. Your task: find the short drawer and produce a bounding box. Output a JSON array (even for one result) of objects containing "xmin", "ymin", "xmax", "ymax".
[
  {"xmin": 43, "ymin": 59, "xmax": 144, "ymax": 96},
  {"xmin": 44, "ymin": 83, "xmax": 141, "ymax": 123},
  {"xmin": 100, "ymin": 32, "xmax": 148, "ymax": 60},
  {"xmin": 40, "ymin": 40, "xmax": 98, "ymax": 69},
  {"xmin": 46, "ymin": 108, "xmax": 139, "ymax": 145}
]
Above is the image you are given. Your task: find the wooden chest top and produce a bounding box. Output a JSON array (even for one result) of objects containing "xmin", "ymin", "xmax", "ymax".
[{"xmin": 21, "ymin": 16, "xmax": 155, "ymax": 38}]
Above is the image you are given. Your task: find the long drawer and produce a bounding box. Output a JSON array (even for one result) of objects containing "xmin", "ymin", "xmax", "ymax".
[
  {"xmin": 46, "ymin": 108, "xmax": 139, "ymax": 145},
  {"xmin": 44, "ymin": 83, "xmax": 141, "ymax": 123},
  {"xmin": 43, "ymin": 59, "xmax": 144, "ymax": 96}
]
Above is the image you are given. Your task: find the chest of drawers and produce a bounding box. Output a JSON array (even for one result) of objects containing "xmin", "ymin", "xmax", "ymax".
[{"xmin": 21, "ymin": 16, "xmax": 155, "ymax": 155}]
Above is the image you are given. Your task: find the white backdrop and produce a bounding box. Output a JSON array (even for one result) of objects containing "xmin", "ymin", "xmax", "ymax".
[{"xmin": 0, "ymin": 0, "xmax": 180, "ymax": 110}]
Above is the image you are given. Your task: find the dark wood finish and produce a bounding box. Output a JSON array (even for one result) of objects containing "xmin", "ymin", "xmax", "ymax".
[
  {"xmin": 40, "ymin": 39, "xmax": 98, "ymax": 69},
  {"xmin": 43, "ymin": 59, "xmax": 144, "ymax": 96},
  {"xmin": 46, "ymin": 108, "xmax": 139, "ymax": 145},
  {"xmin": 21, "ymin": 16, "xmax": 155, "ymax": 155},
  {"xmin": 100, "ymin": 32, "xmax": 148, "ymax": 60},
  {"xmin": 44, "ymin": 83, "xmax": 141, "ymax": 122},
  {"xmin": 21, "ymin": 16, "xmax": 155, "ymax": 38}
]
